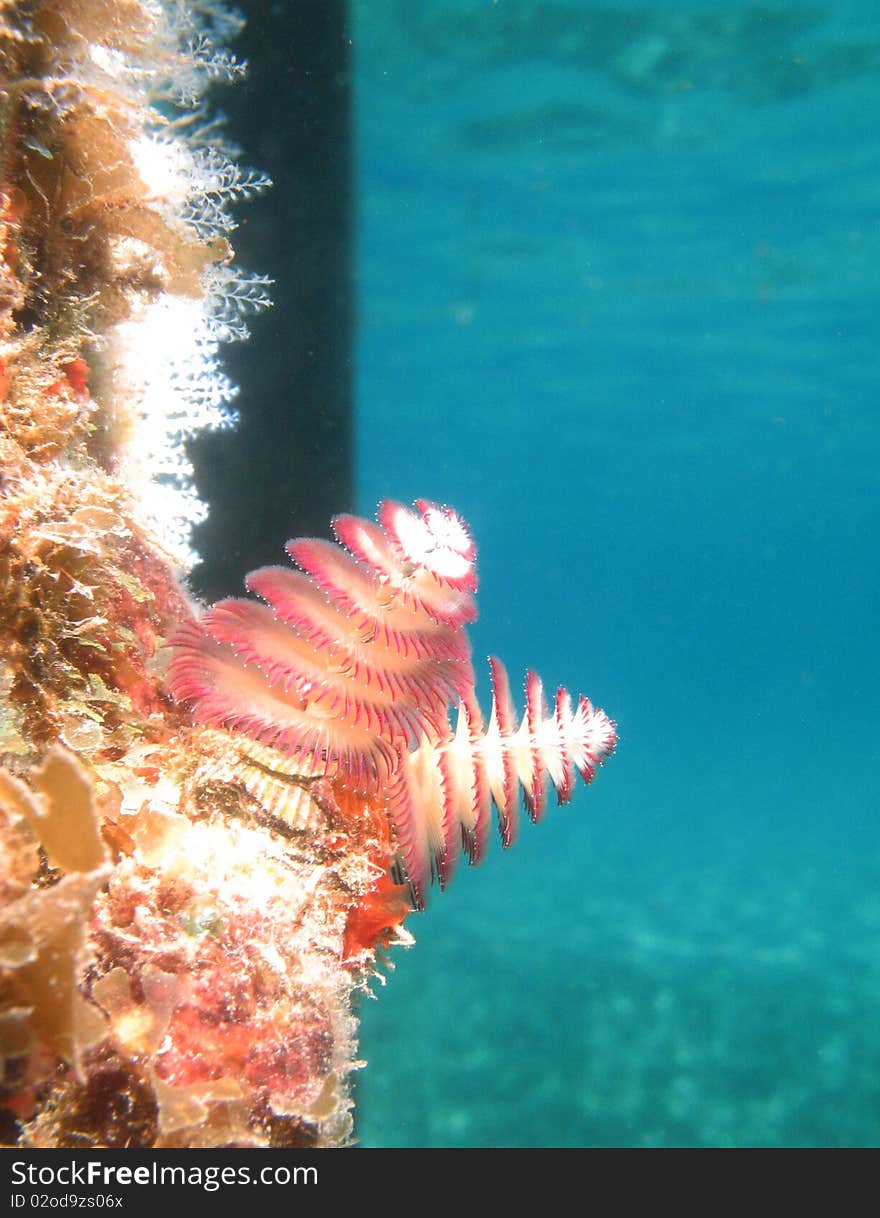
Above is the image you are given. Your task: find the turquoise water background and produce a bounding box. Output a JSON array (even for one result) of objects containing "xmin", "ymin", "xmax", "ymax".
[{"xmin": 349, "ymin": 0, "xmax": 880, "ymax": 1147}]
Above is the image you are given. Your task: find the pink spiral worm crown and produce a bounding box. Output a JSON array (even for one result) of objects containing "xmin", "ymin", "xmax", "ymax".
[{"xmin": 167, "ymin": 499, "xmax": 616, "ymax": 907}]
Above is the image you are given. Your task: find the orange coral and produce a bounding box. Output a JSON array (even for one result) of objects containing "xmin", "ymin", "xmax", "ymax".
[{"xmin": 343, "ymin": 874, "xmax": 412, "ymax": 965}]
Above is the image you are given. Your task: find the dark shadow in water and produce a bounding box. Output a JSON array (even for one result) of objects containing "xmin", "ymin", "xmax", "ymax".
[{"xmin": 191, "ymin": 0, "xmax": 354, "ymax": 599}]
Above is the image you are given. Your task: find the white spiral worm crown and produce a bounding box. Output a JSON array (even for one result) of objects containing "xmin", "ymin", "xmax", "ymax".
[{"xmin": 168, "ymin": 499, "xmax": 616, "ymax": 906}]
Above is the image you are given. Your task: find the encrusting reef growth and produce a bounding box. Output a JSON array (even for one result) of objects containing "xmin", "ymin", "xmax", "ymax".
[{"xmin": 0, "ymin": 1, "xmax": 615, "ymax": 1148}]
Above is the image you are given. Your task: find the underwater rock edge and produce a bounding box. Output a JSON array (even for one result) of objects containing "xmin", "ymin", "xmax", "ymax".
[{"xmin": 0, "ymin": 0, "xmax": 397, "ymax": 1148}]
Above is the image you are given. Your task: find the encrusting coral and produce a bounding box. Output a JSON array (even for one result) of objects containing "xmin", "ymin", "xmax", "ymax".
[
  {"xmin": 0, "ymin": 1, "xmax": 615, "ymax": 1148},
  {"xmin": 0, "ymin": 0, "xmax": 362, "ymax": 1149}
]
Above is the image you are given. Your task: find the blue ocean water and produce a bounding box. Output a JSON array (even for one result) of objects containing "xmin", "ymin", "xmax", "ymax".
[{"xmin": 350, "ymin": 0, "xmax": 880, "ymax": 1146}]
